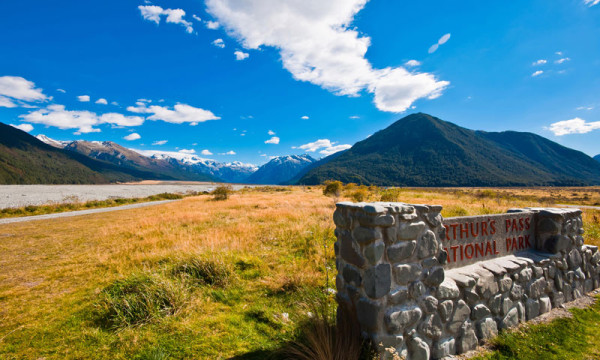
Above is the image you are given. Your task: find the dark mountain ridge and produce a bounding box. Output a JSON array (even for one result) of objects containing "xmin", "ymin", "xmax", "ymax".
[
  {"xmin": 0, "ymin": 123, "xmax": 162, "ymax": 184},
  {"xmin": 298, "ymin": 113, "xmax": 600, "ymax": 186}
]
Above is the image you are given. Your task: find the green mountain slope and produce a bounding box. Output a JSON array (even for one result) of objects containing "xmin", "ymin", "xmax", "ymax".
[
  {"xmin": 298, "ymin": 113, "xmax": 600, "ymax": 186},
  {"xmin": 0, "ymin": 122, "xmax": 160, "ymax": 184}
]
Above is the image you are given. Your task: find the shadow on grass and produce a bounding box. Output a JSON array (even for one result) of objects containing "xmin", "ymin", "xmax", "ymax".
[{"xmin": 229, "ymin": 295, "xmax": 376, "ymax": 360}]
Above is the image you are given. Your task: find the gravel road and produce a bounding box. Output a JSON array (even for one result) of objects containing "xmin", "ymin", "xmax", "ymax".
[
  {"xmin": 0, "ymin": 183, "xmax": 251, "ymax": 208},
  {"xmin": 0, "ymin": 200, "xmax": 177, "ymax": 225}
]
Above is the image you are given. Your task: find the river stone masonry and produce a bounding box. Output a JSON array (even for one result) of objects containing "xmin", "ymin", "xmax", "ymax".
[{"xmin": 333, "ymin": 202, "xmax": 599, "ymax": 360}]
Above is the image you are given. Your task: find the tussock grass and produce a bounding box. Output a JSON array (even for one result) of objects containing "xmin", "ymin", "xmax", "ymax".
[
  {"xmin": 95, "ymin": 273, "xmax": 188, "ymax": 329},
  {"xmin": 283, "ymin": 292, "xmax": 374, "ymax": 360},
  {"xmin": 172, "ymin": 256, "xmax": 233, "ymax": 287}
]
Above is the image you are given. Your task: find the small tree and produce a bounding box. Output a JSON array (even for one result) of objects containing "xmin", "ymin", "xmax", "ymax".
[
  {"xmin": 212, "ymin": 185, "xmax": 233, "ymax": 201},
  {"xmin": 322, "ymin": 180, "xmax": 343, "ymax": 197}
]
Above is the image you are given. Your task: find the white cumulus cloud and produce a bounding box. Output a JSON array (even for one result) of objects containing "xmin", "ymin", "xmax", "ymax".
[
  {"xmin": 179, "ymin": 149, "xmax": 195, "ymax": 154},
  {"xmin": 138, "ymin": 5, "xmax": 193, "ymax": 33},
  {"xmin": 405, "ymin": 60, "xmax": 421, "ymax": 67},
  {"xmin": 95, "ymin": 98, "xmax": 108, "ymax": 105},
  {"xmin": 301, "ymin": 115, "xmax": 309, "ymax": 120},
  {"xmin": 268, "ymin": 130, "xmax": 275, "ymax": 135},
  {"xmin": 265, "ymin": 136, "xmax": 280, "ymax": 144},
  {"xmin": 320, "ymin": 144, "xmax": 351, "ymax": 156},
  {"xmin": 532, "ymin": 70, "xmax": 543, "ymax": 77},
  {"xmin": 20, "ymin": 104, "xmax": 144, "ymax": 134},
  {"xmin": 201, "ymin": 149, "xmax": 213, "ymax": 155},
  {"xmin": 219, "ymin": 150, "xmax": 236, "ymax": 155},
  {"xmin": 548, "ymin": 117, "xmax": 600, "ymax": 136},
  {"xmin": 205, "ymin": 20, "xmax": 220, "ymax": 29},
  {"xmin": 234, "ymin": 50, "xmax": 249, "ymax": 60},
  {"xmin": 206, "ymin": 0, "xmax": 448, "ymax": 113},
  {"xmin": 213, "ymin": 38, "xmax": 225, "ymax": 48},
  {"xmin": 152, "ymin": 140, "xmax": 168, "ymax": 145},
  {"xmin": 0, "ymin": 76, "xmax": 48, "ymax": 105},
  {"xmin": 555, "ymin": 57, "xmax": 571, "ymax": 64},
  {"xmin": 10, "ymin": 123, "xmax": 34, "ymax": 132},
  {"xmin": 78, "ymin": 95, "xmax": 90, "ymax": 102},
  {"xmin": 294, "ymin": 138, "xmax": 351, "ymax": 156},
  {"xmin": 124, "ymin": 133, "xmax": 141, "ymax": 141},
  {"xmin": 127, "ymin": 103, "xmax": 220, "ymax": 124},
  {"xmin": 532, "ymin": 59, "xmax": 547, "ymax": 66},
  {"xmin": 0, "ymin": 96, "xmax": 17, "ymax": 108},
  {"xmin": 584, "ymin": 0, "xmax": 600, "ymax": 7}
]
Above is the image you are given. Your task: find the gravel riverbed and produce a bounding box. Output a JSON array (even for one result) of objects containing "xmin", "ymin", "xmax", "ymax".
[{"xmin": 0, "ymin": 183, "xmax": 252, "ymax": 208}]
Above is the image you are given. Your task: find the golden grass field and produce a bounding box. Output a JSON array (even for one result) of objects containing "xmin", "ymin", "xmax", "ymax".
[{"xmin": 1, "ymin": 186, "xmax": 599, "ymax": 359}]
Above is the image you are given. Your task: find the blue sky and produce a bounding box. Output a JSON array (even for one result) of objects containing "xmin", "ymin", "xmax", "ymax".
[{"xmin": 1, "ymin": 0, "xmax": 599, "ymax": 164}]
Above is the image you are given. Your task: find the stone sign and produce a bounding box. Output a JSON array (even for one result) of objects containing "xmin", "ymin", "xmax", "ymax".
[
  {"xmin": 442, "ymin": 212, "xmax": 535, "ymax": 268},
  {"xmin": 333, "ymin": 202, "xmax": 600, "ymax": 360}
]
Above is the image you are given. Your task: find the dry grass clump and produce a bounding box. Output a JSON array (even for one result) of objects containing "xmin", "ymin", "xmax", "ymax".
[
  {"xmin": 95, "ymin": 273, "xmax": 188, "ymax": 329},
  {"xmin": 172, "ymin": 256, "xmax": 233, "ymax": 287},
  {"xmin": 283, "ymin": 294, "xmax": 374, "ymax": 360}
]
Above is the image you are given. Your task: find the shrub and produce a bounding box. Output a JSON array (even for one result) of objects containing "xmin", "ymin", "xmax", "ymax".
[
  {"xmin": 380, "ymin": 190, "xmax": 399, "ymax": 202},
  {"xmin": 95, "ymin": 273, "xmax": 187, "ymax": 328},
  {"xmin": 212, "ymin": 185, "xmax": 233, "ymax": 201},
  {"xmin": 350, "ymin": 188, "xmax": 369, "ymax": 202},
  {"xmin": 323, "ymin": 181, "xmax": 343, "ymax": 197},
  {"xmin": 172, "ymin": 257, "xmax": 233, "ymax": 287}
]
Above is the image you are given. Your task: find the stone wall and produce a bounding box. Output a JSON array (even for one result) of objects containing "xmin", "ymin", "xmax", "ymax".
[{"xmin": 333, "ymin": 202, "xmax": 600, "ymax": 360}]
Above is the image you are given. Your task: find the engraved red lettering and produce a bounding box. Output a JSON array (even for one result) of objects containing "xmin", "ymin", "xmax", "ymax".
[
  {"xmin": 450, "ymin": 245, "xmax": 459, "ymax": 262},
  {"xmin": 506, "ymin": 219, "xmax": 511, "ymax": 232},
  {"xmin": 460, "ymin": 223, "xmax": 469, "ymax": 239},
  {"xmin": 525, "ymin": 217, "xmax": 531, "ymax": 230},
  {"xmin": 475, "ymin": 242, "xmax": 484, "ymax": 258},
  {"xmin": 470, "ymin": 222, "xmax": 479, "ymax": 237},
  {"xmin": 490, "ymin": 220, "xmax": 496, "ymax": 234},
  {"xmin": 485, "ymin": 241, "xmax": 493, "ymax": 256},
  {"xmin": 494, "ymin": 240, "xmax": 499, "ymax": 254},
  {"xmin": 519, "ymin": 218, "xmax": 524, "ymax": 231},
  {"xmin": 444, "ymin": 224, "xmax": 450, "ymax": 241},
  {"xmin": 518, "ymin": 236, "xmax": 524, "ymax": 249},
  {"xmin": 506, "ymin": 238, "xmax": 512, "ymax": 251},
  {"xmin": 525, "ymin": 235, "xmax": 532, "ymax": 248},
  {"xmin": 465, "ymin": 244, "xmax": 474, "ymax": 259},
  {"xmin": 450, "ymin": 224, "xmax": 459, "ymax": 240},
  {"xmin": 482, "ymin": 221, "xmax": 488, "ymax": 236}
]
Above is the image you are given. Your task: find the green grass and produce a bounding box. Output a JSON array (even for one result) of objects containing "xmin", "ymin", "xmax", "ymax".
[
  {"xmin": 474, "ymin": 297, "xmax": 600, "ymax": 360},
  {"xmin": 0, "ymin": 192, "xmax": 184, "ymax": 219}
]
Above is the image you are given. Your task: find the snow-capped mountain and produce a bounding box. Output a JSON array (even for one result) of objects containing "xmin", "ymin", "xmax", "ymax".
[
  {"xmin": 246, "ymin": 154, "xmax": 316, "ymax": 184},
  {"xmin": 133, "ymin": 150, "xmax": 258, "ymax": 183},
  {"xmin": 36, "ymin": 134, "xmax": 70, "ymax": 149},
  {"xmin": 35, "ymin": 135, "xmax": 317, "ymax": 184}
]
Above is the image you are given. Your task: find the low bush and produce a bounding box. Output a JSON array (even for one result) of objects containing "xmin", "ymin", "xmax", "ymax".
[
  {"xmin": 212, "ymin": 185, "xmax": 233, "ymax": 201},
  {"xmin": 95, "ymin": 273, "xmax": 187, "ymax": 329},
  {"xmin": 323, "ymin": 181, "xmax": 343, "ymax": 197},
  {"xmin": 350, "ymin": 188, "xmax": 369, "ymax": 202}
]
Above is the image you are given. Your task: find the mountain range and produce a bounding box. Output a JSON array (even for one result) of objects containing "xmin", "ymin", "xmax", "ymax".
[
  {"xmin": 298, "ymin": 113, "xmax": 600, "ymax": 186},
  {"xmin": 2, "ymin": 113, "xmax": 599, "ymax": 186},
  {"xmin": 32, "ymin": 133, "xmax": 313, "ymax": 184}
]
